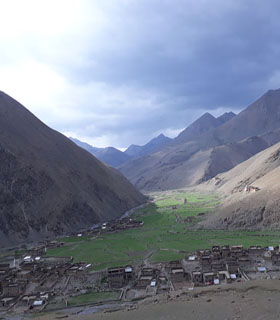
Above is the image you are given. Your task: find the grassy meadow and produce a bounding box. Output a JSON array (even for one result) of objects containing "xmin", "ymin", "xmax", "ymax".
[
  {"xmin": 68, "ymin": 291, "xmax": 119, "ymax": 306},
  {"xmin": 46, "ymin": 190, "xmax": 280, "ymax": 270}
]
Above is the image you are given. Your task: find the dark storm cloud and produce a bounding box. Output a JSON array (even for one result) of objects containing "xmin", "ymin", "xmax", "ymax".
[
  {"xmin": 90, "ymin": 0, "xmax": 280, "ymax": 105},
  {"xmin": 1, "ymin": 0, "xmax": 280, "ymax": 148}
]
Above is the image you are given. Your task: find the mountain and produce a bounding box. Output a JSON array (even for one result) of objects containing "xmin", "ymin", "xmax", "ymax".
[
  {"xmin": 201, "ymin": 142, "xmax": 280, "ymax": 229},
  {"xmin": 125, "ymin": 134, "xmax": 172, "ymax": 158},
  {"xmin": 0, "ymin": 91, "xmax": 145, "ymax": 247},
  {"xmin": 216, "ymin": 111, "xmax": 236, "ymax": 124},
  {"xmin": 175, "ymin": 112, "xmax": 222, "ymax": 142},
  {"xmin": 119, "ymin": 89, "xmax": 280, "ymax": 191},
  {"xmin": 95, "ymin": 147, "xmax": 132, "ymax": 168},
  {"xmin": 70, "ymin": 138, "xmax": 131, "ymax": 168},
  {"xmin": 69, "ymin": 137, "xmax": 101, "ymax": 155}
]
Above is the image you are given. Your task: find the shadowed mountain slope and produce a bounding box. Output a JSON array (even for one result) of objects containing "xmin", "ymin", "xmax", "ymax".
[
  {"xmin": 70, "ymin": 138, "xmax": 131, "ymax": 168},
  {"xmin": 175, "ymin": 112, "xmax": 222, "ymax": 143},
  {"xmin": 216, "ymin": 111, "xmax": 236, "ymax": 124},
  {"xmin": 125, "ymin": 134, "xmax": 172, "ymax": 158},
  {"xmin": 0, "ymin": 91, "xmax": 145, "ymax": 247},
  {"xmin": 119, "ymin": 89, "xmax": 280, "ymax": 191}
]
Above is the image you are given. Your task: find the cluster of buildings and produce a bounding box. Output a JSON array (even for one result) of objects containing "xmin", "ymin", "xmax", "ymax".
[
  {"xmin": 2, "ymin": 240, "xmax": 280, "ymax": 315},
  {"xmin": 0, "ymin": 241, "xmax": 93, "ymax": 314},
  {"xmin": 106, "ymin": 244, "xmax": 280, "ymax": 299},
  {"xmin": 73, "ymin": 217, "xmax": 144, "ymax": 237}
]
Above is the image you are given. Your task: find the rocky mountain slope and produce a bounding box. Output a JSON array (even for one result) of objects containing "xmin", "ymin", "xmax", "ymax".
[
  {"xmin": 201, "ymin": 142, "xmax": 280, "ymax": 229},
  {"xmin": 70, "ymin": 137, "xmax": 131, "ymax": 168},
  {"xmin": 175, "ymin": 112, "xmax": 229, "ymax": 143},
  {"xmin": 119, "ymin": 89, "xmax": 280, "ymax": 191},
  {"xmin": 0, "ymin": 91, "xmax": 145, "ymax": 247},
  {"xmin": 125, "ymin": 134, "xmax": 172, "ymax": 158},
  {"xmin": 216, "ymin": 111, "xmax": 236, "ymax": 124}
]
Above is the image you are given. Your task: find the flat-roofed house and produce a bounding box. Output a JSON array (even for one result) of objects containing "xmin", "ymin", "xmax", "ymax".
[
  {"xmin": 192, "ymin": 271, "xmax": 203, "ymax": 285},
  {"xmin": 124, "ymin": 266, "xmax": 134, "ymax": 280},
  {"xmin": 107, "ymin": 267, "xmax": 125, "ymax": 287},
  {"xmin": 203, "ymin": 272, "xmax": 215, "ymax": 285},
  {"xmin": 221, "ymin": 245, "xmax": 231, "ymax": 258},
  {"xmin": 271, "ymin": 253, "xmax": 280, "ymax": 266}
]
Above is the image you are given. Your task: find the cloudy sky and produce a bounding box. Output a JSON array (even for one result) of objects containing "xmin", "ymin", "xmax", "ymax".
[{"xmin": 1, "ymin": 0, "xmax": 280, "ymax": 149}]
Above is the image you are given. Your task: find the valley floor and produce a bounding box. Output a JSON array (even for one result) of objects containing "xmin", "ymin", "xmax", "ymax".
[
  {"xmin": 2, "ymin": 189, "xmax": 280, "ymax": 319},
  {"xmin": 46, "ymin": 190, "xmax": 280, "ymax": 269}
]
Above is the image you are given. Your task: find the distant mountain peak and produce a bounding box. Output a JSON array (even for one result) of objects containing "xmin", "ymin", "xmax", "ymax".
[
  {"xmin": 265, "ymin": 88, "xmax": 280, "ymax": 95},
  {"xmin": 157, "ymin": 133, "xmax": 166, "ymax": 138},
  {"xmin": 124, "ymin": 133, "xmax": 172, "ymax": 158},
  {"xmin": 175, "ymin": 112, "xmax": 220, "ymax": 142},
  {"xmin": 217, "ymin": 111, "xmax": 236, "ymax": 124},
  {"xmin": 70, "ymin": 138, "xmax": 131, "ymax": 168},
  {"xmin": 202, "ymin": 111, "xmax": 215, "ymax": 118}
]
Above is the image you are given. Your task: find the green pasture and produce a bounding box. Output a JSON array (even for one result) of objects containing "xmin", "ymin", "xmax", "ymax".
[
  {"xmin": 46, "ymin": 191, "xmax": 280, "ymax": 269},
  {"xmin": 68, "ymin": 291, "xmax": 119, "ymax": 306}
]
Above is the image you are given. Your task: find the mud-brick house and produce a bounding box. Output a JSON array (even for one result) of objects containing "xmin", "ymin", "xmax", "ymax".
[
  {"xmin": 170, "ymin": 268, "xmax": 185, "ymax": 283},
  {"xmin": 200, "ymin": 255, "xmax": 212, "ymax": 271},
  {"xmin": 0, "ymin": 264, "xmax": 10, "ymax": 272},
  {"xmin": 107, "ymin": 267, "xmax": 125, "ymax": 287},
  {"xmin": 218, "ymin": 270, "xmax": 230, "ymax": 282},
  {"xmin": 197, "ymin": 249, "xmax": 211, "ymax": 257},
  {"xmin": 0, "ymin": 264, "xmax": 11, "ymax": 280},
  {"xmin": 212, "ymin": 247, "xmax": 222, "ymax": 260},
  {"xmin": 192, "ymin": 271, "xmax": 203, "ymax": 285},
  {"xmin": 20, "ymin": 262, "xmax": 39, "ymax": 272},
  {"xmin": 211, "ymin": 260, "xmax": 225, "ymax": 271},
  {"xmin": 16, "ymin": 270, "xmax": 33, "ymax": 281},
  {"xmin": 168, "ymin": 260, "xmax": 182, "ymax": 269},
  {"xmin": 2, "ymin": 282, "xmax": 26, "ymax": 297},
  {"xmin": 203, "ymin": 272, "xmax": 215, "ymax": 285},
  {"xmin": 238, "ymin": 256, "xmax": 251, "ymax": 266},
  {"xmin": 168, "ymin": 261, "xmax": 186, "ymax": 282},
  {"xmin": 124, "ymin": 266, "xmax": 134, "ymax": 280},
  {"xmin": 141, "ymin": 268, "xmax": 158, "ymax": 277},
  {"xmin": 221, "ymin": 245, "xmax": 231, "ymax": 258},
  {"xmin": 226, "ymin": 261, "xmax": 240, "ymax": 275},
  {"xmin": 271, "ymin": 253, "xmax": 280, "ymax": 266},
  {"xmin": 136, "ymin": 276, "xmax": 153, "ymax": 288},
  {"xmin": 248, "ymin": 246, "xmax": 264, "ymax": 256},
  {"xmin": 212, "ymin": 246, "xmax": 221, "ymax": 254},
  {"xmin": 230, "ymin": 246, "xmax": 243, "ymax": 259},
  {"xmin": 135, "ymin": 268, "xmax": 158, "ymax": 288}
]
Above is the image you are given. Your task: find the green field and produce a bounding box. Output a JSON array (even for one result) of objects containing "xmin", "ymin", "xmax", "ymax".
[
  {"xmin": 46, "ymin": 191, "xmax": 280, "ymax": 270},
  {"xmin": 68, "ymin": 291, "xmax": 119, "ymax": 306}
]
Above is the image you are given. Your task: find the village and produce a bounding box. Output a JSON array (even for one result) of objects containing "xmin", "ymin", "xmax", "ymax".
[{"xmin": 2, "ymin": 229, "xmax": 280, "ymax": 317}]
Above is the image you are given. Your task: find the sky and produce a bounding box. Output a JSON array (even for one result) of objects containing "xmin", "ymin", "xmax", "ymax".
[{"xmin": 1, "ymin": 0, "xmax": 280, "ymax": 149}]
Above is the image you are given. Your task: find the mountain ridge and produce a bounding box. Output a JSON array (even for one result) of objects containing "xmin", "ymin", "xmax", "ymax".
[
  {"xmin": 125, "ymin": 133, "xmax": 172, "ymax": 158},
  {"xmin": 119, "ymin": 89, "xmax": 280, "ymax": 191},
  {"xmin": 0, "ymin": 91, "xmax": 145, "ymax": 247},
  {"xmin": 70, "ymin": 137, "xmax": 131, "ymax": 168}
]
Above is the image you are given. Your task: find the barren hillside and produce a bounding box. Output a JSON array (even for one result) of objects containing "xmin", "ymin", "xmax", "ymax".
[
  {"xmin": 0, "ymin": 91, "xmax": 145, "ymax": 247},
  {"xmin": 200, "ymin": 142, "xmax": 280, "ymax": 229}
]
